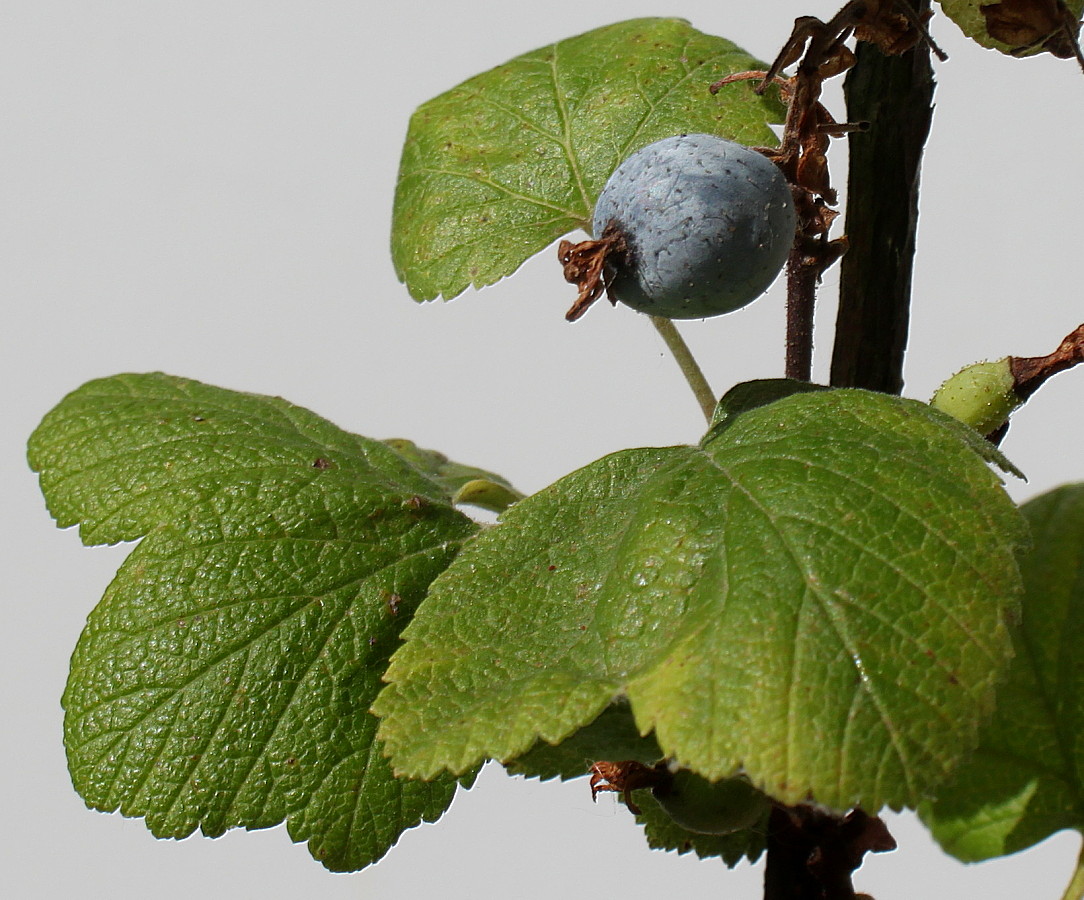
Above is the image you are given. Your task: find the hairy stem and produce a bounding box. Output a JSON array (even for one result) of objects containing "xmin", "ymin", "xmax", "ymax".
[
  {"xmin": 650, "ymin": 316, "xmax": 716, "ymax": 423},
  {"xmin": 829, "ymin": 0, "xmax": 936, "ymax": 394},
  {"xmin": 786, "ymin": 239, "xmax": 818, "ymax": 381},
  {"xmin": 1061, "ymin": 841, "xmax": 1084, "ymax": 900}
]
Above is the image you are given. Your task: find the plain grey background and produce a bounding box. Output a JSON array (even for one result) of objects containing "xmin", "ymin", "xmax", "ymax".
[{"xmin": 3, "ymin": 1, "xmax": 1082, "ymax": 897}]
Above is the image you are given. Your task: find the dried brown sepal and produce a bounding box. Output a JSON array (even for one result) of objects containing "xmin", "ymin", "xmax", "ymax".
[
  {"xmin": 710, "ymin": 6, "xmax": 848, "ymax": 380},
  {"xmin": 855, "ymin": 0, "xmax": 948, "ymax": 59},
  {"xmin": 588, "ymin": 760, "xmax": 669, "ymax": 815},
  {"xmin": 1010, "ymin": 322, "xmax": 1084, "ymax": 400},
  {"xmin": 559, "ymin": 227, "xmax": 627, "ymax": 322},
  {"xmin": 758, "ymin": 0, "xmax": 943, "ymax": 92},
  {"xmin": 760, "ymin": 1, "xmax": 942, "ymax": 169},
  {"xmin": 981, "ymin": 0, "xmax": 1084, "ymax": 70},
  {"xmin": 715, "ymin": 3, "xmax": 943, "ymax": 198},
  {"xmin": 714, "ymin": 6, "xmax": 915, "ymax": 211},
  {"xmin": 758, "ymin": 12, "xmax": 854, "ymax": 90},
  {"xmin": 711, "ymin": 72, "xmax": 855, "ymax": 206},
  {"xmin": 796, "ymin": 130, "xmax": 834, "ymax": 202}
]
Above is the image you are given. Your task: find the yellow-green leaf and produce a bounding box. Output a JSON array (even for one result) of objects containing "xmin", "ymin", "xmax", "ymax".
[
  {"xmin": 922, "ymin": 483, "xmax": 1084, "ymax": 861},
  {"xmin": 391, "ymin": 17, "xmax": 784, "ymax": 301},
  {"xmin": 29, "ymin": 373, "xmax": 482, "ymax": 871},
  {"xmin": 374, "ymin": 387, "xmax": 1027, "ymax": 812}
]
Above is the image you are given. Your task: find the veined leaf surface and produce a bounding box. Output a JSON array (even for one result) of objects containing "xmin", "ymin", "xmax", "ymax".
[
  {"xmin": 923, "ymin": 484, "xmax": 1084, "ymax": 861},
  {"xmin": 374, "ymin": 387, "xmax": 1027, "ymax": 811},
  {"xmin": 391, "ymin": 17, "xmax": 784, "ymax": 301},
  {"xmin": 29, "ymin": 373, "xmax": 483, "ymax": 871}
]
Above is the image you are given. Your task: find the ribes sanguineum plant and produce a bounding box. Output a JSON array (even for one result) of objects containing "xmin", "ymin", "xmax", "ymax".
[{"xmin": 27, "ymin": 3, "xmax": 1084, "ymax": 898}]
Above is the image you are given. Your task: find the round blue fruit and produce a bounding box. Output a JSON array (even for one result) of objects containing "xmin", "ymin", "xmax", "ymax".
[{"xmin": 592, "ymin": 133, "xmax": 796, "ymax": 319}]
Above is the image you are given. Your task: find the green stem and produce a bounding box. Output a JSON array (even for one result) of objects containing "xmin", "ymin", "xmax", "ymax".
[
  {"xmin": 650, "ymin": 316, "xmax": 716, "ymax": 423},
  {"xmin": 1061, "ymin": 841, "xmax": 1084, "ymax": 900}
]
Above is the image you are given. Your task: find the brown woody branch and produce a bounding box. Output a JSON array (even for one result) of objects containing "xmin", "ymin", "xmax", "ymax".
[{"xmin": 1012, "ymin": 322, "xmax": 1084, "ymax": 399}]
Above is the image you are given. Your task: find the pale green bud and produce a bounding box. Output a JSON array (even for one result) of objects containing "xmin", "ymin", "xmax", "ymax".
[{"xmin": 930, "ymin": 358, "xmax": 1022, "ymax": 436}]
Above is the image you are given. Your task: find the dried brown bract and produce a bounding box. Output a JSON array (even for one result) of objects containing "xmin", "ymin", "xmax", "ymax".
[
  {"xmin": 981, "ymin": 0, "xmax": 1084, "ymax": 69},
  {"xmin": 853, "ymin": 0, "xmax": 943, "ymax": 57},
  {"xmin": 708, "ymin": 1, "xmax": 946, "ymax": 380}
]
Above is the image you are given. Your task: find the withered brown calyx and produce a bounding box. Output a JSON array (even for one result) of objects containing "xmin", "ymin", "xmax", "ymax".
[{"xmin": 558, "ymin": 226, "xmax": 627, "ymax": 322}]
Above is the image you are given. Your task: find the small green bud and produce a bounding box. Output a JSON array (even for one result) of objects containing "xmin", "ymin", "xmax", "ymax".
[
  {"xmin": 652, "ymin": 768, "xmax": 770, "ymax": 836},
  {"xmin": 451, "ymin": 478, "xmax": 522, "ymax": 513},
  {"xmin": 930, "ymin": 358, "xmax": 1022, "ymax": 436}
]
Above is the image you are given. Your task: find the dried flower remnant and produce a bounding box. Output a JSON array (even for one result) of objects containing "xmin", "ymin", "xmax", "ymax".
[
  {"xmin": 981, "ymin": 0, "xmax": 1084, "ymax": 68},
  {"xmin": 559, "ymin": 228, "xmax": 627, "ymax": 322},
  {"xmin": 708, "ymin": 0, "xmax": 946, "ymax": 379}
]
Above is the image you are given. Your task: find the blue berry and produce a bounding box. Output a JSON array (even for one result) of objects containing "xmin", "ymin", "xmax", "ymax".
[{"xmin": 591, "ymin": 133, "xmax": 796, "ymax": 319}]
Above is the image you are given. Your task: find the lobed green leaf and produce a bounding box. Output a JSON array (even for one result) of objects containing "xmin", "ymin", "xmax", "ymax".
[
  {"xmin": 29, "ymin": 373, "xmax": 483, "ymax": 871},
  {"xmin": 374, "ymin": 387, "xmax": 1028, "ymax": 812},
  {"xmin": 922, "ymin": 483, "xmax": 1084, "ymax": 861},
  {"xmin": 390, "ymin": 17, "xmax": 784, "ymax": 302}
]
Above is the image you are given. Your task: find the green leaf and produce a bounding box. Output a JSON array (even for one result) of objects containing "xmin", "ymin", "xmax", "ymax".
[
  {"xmin": 936, "ymin": 0, "xmax": 1084, "ymax": 58},
  {"xmin": 633, "ymin": 785, "xmax": 768, "ymax": 866},
  {"xmin": 383, "ymin": 438, "xmax": 524, "ymax": 512},
  {"xmin": 391, "ymin": 17, "xmax": 785, "ymax": 302},
  {"xmin": 506, "ymin": 705, "xmax": 764, "ymax": 866},
  {"xmin": 505, "ymin": 702, "xmax": 662, "ymax": 782},
  {"xmin": 707, "ymin": 378, "xmax": 832, "ymax": 437},
  {"xmin": 28, "ymin": 373, "xmax": 480, "ymax": 872},
  {"xmin": 373, "ymin": 388, "xmax": 1027, "ymax": 811},
  {"xmin": 922, "ymin": 483, "xmax": 1084, "ymax": 861},
  {"xmin": 928, "ymin": 405, "xmax": 1026, "ymax": 481}
]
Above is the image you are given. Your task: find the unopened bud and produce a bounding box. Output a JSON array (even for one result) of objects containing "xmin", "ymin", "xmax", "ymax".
[{"xmin": 930, "ymin": 358, "xmax": 1022, "ymax": 436}]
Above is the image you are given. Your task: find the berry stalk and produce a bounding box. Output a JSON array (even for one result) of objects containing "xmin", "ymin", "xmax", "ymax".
[{"xmin": 650, "ymin": 317, "xmax": 718, "ymax": 423}]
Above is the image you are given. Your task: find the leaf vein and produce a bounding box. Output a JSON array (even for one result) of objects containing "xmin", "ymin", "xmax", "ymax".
[{"xmin": 547, "ymin": 41, "xmax": 592, "ymax": 214}]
